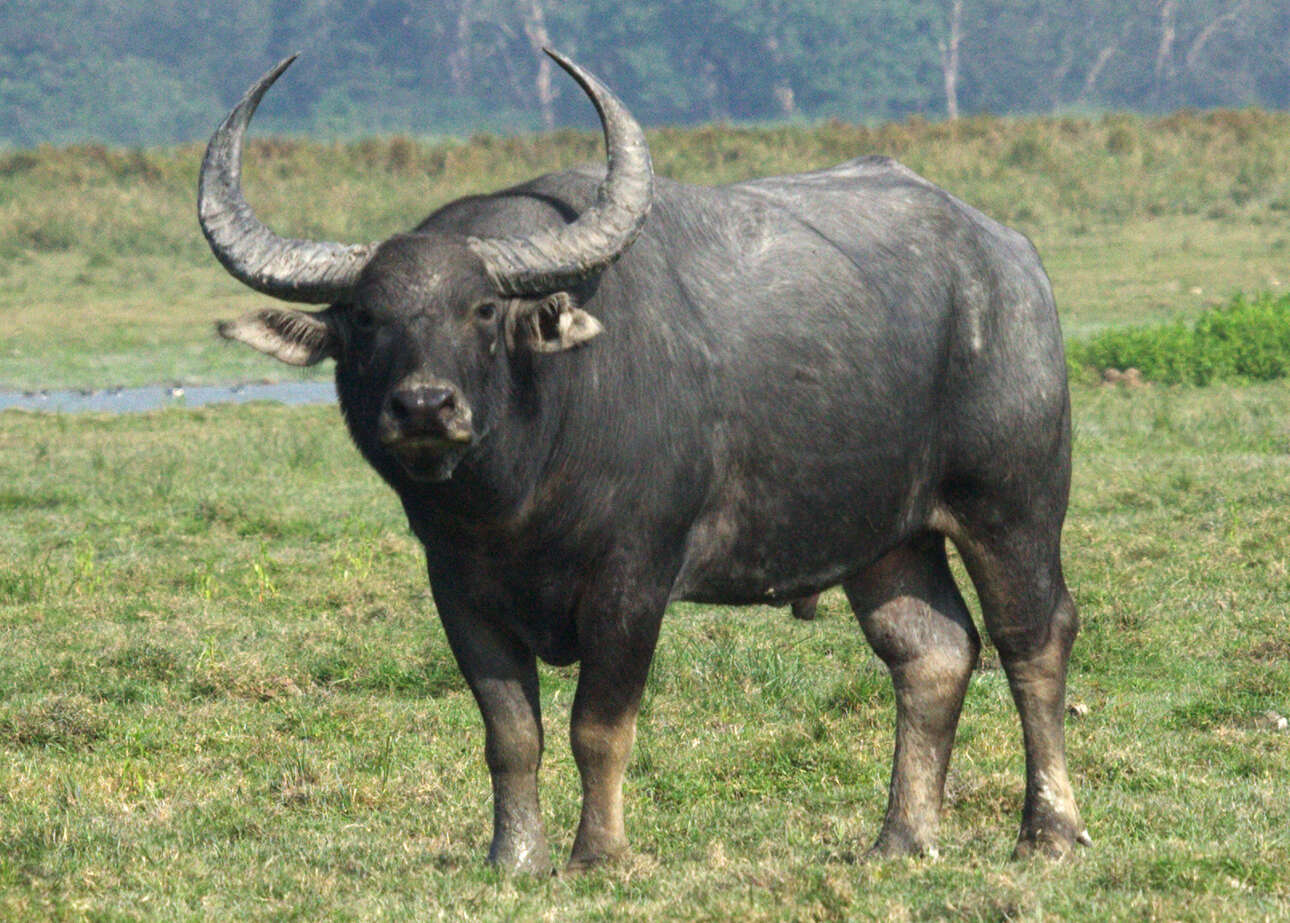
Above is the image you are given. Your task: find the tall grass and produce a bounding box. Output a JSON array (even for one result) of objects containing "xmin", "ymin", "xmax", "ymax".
[
  {"xmin": 2, "ymin": 109, "xmax": 1288, "ymax": 264},
  {"xmin": 2, "ymin": 110, "xmax": 1288, "ymax": 389}
]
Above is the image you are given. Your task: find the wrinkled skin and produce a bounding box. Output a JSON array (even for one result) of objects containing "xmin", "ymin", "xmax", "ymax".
[{"xmin": 207, "ymin": 63, "xmax": 1089, "ymax": 874}]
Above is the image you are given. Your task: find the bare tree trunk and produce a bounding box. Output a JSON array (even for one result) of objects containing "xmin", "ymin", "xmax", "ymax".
[
  {"xmin": 1077, "ymin": 44, "xmax": 1119, "ymax": 103},
  {"xmin": 700, "ymin": 59, "xmax": 727, "ymax": 121},
  {"xmin": 1185, "ymin": 1, "xmax": 1249, "ymax": 71},
  {"xmin": 939, "ymin": 0, "xmax": 963, "ymax": 120},
  {"xmin": 521, "ymin": 0, "xmax": 556, "ymax": 132},
  {"xmin": 448, "ymin": 0, "xmax": 475, "ymax": 96},
  {"xmin": 764, "ymin": 35, "xmax": 795, "ymax": 118},
  {"xmin": 1154, "ymin": 0, "xmax": 1178, "ymax": 99},
  {"xmin": 1048, "ymin": 47, "xmax": 1074, "ymax": 109}
]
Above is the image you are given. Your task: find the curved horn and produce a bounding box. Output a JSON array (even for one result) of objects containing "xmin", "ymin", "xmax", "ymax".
[
  {"xmin": 468, "ymin": 50, "xmax": 654, "ymax": 296},
  {"xmin": 198, "ymin": 55, "xmax": 376, "ymax": 304}
]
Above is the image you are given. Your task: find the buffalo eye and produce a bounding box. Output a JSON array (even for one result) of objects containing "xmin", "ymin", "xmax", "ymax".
[
  {"xmin": 349, "ymin": 306, "xmax": 375, "ymax": 332},
  {"xmin": 474, "ymin": 302, "xmax": 498, "ymax": 322}
]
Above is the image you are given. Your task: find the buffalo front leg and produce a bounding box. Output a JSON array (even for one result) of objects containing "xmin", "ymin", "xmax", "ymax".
[
  {"xmin": 845, "ymin": 537, "xmax": 980, "ymax": 858},
  {"xmin": 566, "ymin": 602, "xmax": 665, "ymax": 871},
  {"xmin": 438, "ymin": 608, "xmax": 550, "ymax": 874}
]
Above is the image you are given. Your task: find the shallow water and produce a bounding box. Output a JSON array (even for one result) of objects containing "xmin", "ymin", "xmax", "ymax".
[{"xmin": 0, "ymin": 381, "xmax": 337, "ymax": 414}]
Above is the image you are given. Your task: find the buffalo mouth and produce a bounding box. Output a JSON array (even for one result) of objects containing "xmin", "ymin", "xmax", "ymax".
[{"xmin": 382, "ymin": 433, "xmax": 474, "ymax": 482}]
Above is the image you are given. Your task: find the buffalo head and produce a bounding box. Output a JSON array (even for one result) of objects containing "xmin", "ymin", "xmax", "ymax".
[{"xmin": 199, "ymin": 51, "xmax": 653, "ymax": 481}]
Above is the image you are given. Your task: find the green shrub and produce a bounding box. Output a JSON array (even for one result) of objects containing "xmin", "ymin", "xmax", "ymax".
[{"xmin": 1069, "ymin": 291, "xmax": 1290, "ymax": 384}]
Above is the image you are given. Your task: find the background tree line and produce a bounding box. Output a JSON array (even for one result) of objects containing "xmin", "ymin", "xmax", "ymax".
[{"xmin": 2, "ymin": 0, "xmax": 1288, "ymax": 147}]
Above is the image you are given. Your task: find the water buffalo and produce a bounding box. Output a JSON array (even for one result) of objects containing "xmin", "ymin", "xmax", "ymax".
[{"xmin": 198, "ymin": 51, "xmax": 1089, "ymax": 872}]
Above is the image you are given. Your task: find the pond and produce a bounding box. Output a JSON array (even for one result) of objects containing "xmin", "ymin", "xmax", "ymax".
[{"xmin": 0, "ymin": 381, "xmax": 337, "ymax": 414}]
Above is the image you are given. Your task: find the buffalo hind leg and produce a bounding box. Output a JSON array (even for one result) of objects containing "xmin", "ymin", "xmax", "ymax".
[
  {"xmin": 438, "ymin": 608, "xmax": 550, "ymax": 874},
  {"xmin": 845, "ymin": 535, "xmax": 980, "ymax": 858},
  {"xmin": 566, "ymin": 602, "xmax": 665, "ymax": 871},
  {"xmin": 951, "ymin": 527, "xmax": 1091, "ymax": 860}
]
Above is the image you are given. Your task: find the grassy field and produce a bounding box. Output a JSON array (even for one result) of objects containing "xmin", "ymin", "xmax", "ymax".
[
  {"xmin": 0, "ymin": 113, "xmax": 1288, "ymax": 919},
  {"xmin": 2, "ymin": 110, "xmax": 1290, "ymax": 388},
  {"xmin": 0, "ymin": 388, "xmax": 1286, "ymax": 920}
]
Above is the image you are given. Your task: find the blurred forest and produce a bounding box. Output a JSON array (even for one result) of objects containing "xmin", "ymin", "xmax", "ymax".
[{"xmin": 2, "ymin": 0, "xmax": 1289, "ymax": 146}]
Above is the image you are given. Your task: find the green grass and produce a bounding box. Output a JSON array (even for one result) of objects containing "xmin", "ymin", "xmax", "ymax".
[
  {"xmin": 0, "ymin": 387, "xmax": 1287, "ymax": 919},
  {"xmin": 1, "ymin": 111, "xmax": 1289, "ymax": 918}
]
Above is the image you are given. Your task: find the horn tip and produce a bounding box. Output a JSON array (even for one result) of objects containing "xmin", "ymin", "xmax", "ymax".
[
  {"xmin": 254, "ymin": 53, "xmax": 301, "ymax": 90},
  {"xmin": 543, "ymin": 47, "xmax": 577, "ymax": 74},
  {"xmin": 272, "ymin": 52, "xmax": 301, "ymax": 77}
]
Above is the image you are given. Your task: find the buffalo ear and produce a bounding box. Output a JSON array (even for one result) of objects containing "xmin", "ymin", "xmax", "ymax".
[
  {"xmin": 216, "ymin": 307, "xmax": 338, "ymax": 366},
  {"xmin": 506, "ymin": 292, "xmax": 603, "ymax": 354}
]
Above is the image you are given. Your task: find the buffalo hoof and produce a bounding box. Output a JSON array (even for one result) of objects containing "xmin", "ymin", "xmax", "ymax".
[
  {"xmin": 564, "ymin": 844, "xmax": 629, "ymax": 874},
  {"xmin": 1011, "ymin": 823, "xmax": 1092, "ymax": 861},
  {"xmin": 487, "ymin": 840, "xmax": 553, "ymax": 876},
  {"xmin": 865, "ymin": 828, "xmax": 939, "ymax": 861}
]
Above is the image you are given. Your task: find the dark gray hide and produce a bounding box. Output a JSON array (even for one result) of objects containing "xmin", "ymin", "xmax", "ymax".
[{"xmin": 201, "ymin": 53, "xmax": 1088, "ymax": 873}]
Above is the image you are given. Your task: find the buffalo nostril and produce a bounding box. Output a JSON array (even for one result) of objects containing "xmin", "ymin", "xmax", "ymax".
[
  {"xmin": 388, "ymin": 387, "xmax": 457, "ymax": 433},
  {"xmin": 432, "ymin": 389, "xmax": 456, "ymax": 414}
]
